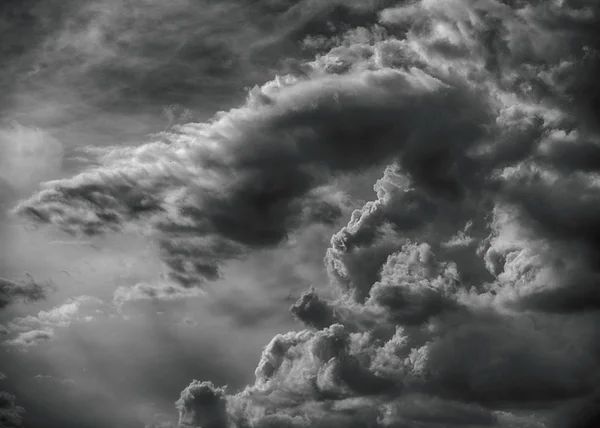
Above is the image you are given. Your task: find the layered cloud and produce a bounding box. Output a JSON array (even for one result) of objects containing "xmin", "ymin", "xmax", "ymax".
[{"xmin": 12, "ymin": 0, "xmax": 600, "ymax": 427}]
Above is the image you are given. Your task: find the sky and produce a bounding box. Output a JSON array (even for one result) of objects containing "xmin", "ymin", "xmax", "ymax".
[{"xmin": 0, "ymin": 0, "xmax": 600, "ymax": 427}]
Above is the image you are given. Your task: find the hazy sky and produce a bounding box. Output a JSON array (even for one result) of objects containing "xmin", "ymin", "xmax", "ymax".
[{"xmin": 1, "ymin": 1, "xmax": 600, "ymax": 427}]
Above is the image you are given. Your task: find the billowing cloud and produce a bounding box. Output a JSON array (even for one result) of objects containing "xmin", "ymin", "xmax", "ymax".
[
  {"xmin": 176, "ymin": 381, "xmax": 229, "ymax": 428},
  {"xmin": 9, "ymin": 295, "xmax": 103, "ymax": 329},
  {"xmin": 10, "ymin": 0, "xmax": 600, "ymax": 427},
  {"xmin": 15, "ymin": 62, "xmax": 491, "ymax": 287},
  {"xmin": 155, "ymin": 1, "xmax": 600, "ymax": 427}
]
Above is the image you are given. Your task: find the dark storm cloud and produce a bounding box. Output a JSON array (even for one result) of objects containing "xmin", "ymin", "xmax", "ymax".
[
  {"xmin": 0, "ymin": 392, "xmax": 24, "ymax": 428},
  {"xmin": 1, "ymin": 0, "xmax": 404, "ymax": 128},
  {"xmin": 9, "ymin": 0, "xmax": 600, "ymax": 427},
  {"xmin": 16, "ymin": 63, "xmax": 491, "ymax": 286},
  {"xmin": 325, "ymin": 163, "xmax": 488, "ymax": 301},
  {"xmin": 0, "ymin": 275, "xmax": 49, "ymax": 309},
  {"xmin": 159, "ymin": 1, "xmax": 600, "ymax": 427},
  {"xmin": 290, "ymin": 287, "xmax": 338, "ymax": 330},
  {"xmin": 176, "ymin": 381, "xmax": 228, "ymax": 428},
  {"xmin": 553, "ymin": 390, "xmax": 600, "ymax": 428}
]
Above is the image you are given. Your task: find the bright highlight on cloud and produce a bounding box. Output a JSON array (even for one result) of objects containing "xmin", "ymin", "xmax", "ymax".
[
  {"xmin": 10, "ymin": 0, "xmax": 600, "ymax": 427},
  {"xmin": 5, "ymin": 295, "xmax": 104, "ymax": 348}
]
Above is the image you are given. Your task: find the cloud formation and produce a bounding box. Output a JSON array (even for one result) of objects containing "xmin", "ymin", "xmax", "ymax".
[
  {"xmin": 11, "ymin": 0, "xmax": 600, "ymax": 427},
  {"xmin": 176, "ymin": 381, "xmax": 228, "ymax": 428},
  {"xmin": 5, "ymin": 329, "xmax": 54, "ymax": 349},
  {"xmin": 4, "ymin": 295, "xmax": 104, "ymax": 349},
  {"xmin": 0, "ymin": 392, "xmax": 25, "ymax": 428},
  {"xmin": 0, "ymin": 272, "xmax": 48, "ymax": 425},
  {"xmin": 167, "ymin": 0, "xmax": 600, "ymax": 427},
  {"xmin": 15, "ymin": 62, "xmax": 489, "ymax": 286},
  {"xmin": 0, "ymin": 274, "xmax": 49, "ymax": 309}
]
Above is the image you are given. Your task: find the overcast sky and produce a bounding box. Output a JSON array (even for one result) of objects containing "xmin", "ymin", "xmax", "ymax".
[{"xmin": 1, "ymin": 1, "xmax": 600, "ymax": 427}]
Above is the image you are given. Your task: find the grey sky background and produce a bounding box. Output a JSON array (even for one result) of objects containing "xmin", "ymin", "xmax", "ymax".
[{"xmin": 1, "ymin": 1, "xmax": 600, "ymax": 428}]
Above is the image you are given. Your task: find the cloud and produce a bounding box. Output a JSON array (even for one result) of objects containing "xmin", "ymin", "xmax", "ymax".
[
  {"xmin": 291, "ymin": 286, "xmax": 338, "ymax": 330},
  {"xmin": 0, "ymin": 274, "xmax": 50, "ymax": 309},
  {"xmin": 4, "ymin": 295, "xmax": 103, "ymax": 349},
  {"xmin": 7, "ymin": 0, "xmax": 600, "ymax": 427},
  {"xmin": 0, "ymin": 392, "xmax": 25, "ymax": 428},
  {"xmin": 9, "ymin": 295, "xmax": 103, "ymax": 330},
  {"xmin": 3, "ymin": 0, "xmax": 397, "ymax": 136},
  {"xmin": 191, "ymin": 245, "xmax": 597, "ymax": 425},
  {"xmin": 0, "ymin": 123, "xmax": 63, "ymax": 195},
  {"xmin": 113, "ymin": 282, "xmax": 206, "ymax": 307},
  {"xmin": 5, "ymin": 329, "xmax": 54, "ymax": 349},
  {"xmin": 15, "ymin": 61, "xmax": 490, "ymax": 287},
  {"xmin": 156, "ymin": 1, "xmax": 600, "ymax": 427},
  {"xmin": 176, "ymin": 381, "xmax": 228, "ymax": 428},
  {"xmin": 380, "ymin": 393, "xmax": 498, "ymax": 426}
]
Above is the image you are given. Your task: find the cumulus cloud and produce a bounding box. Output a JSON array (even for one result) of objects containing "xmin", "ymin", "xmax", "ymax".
[
  {"xmin": 165, "ymin": 1, "xmax": 600, "ymax": 427},
  {"xmin": 15, "ymin": 62, "xmax": 490, "ymax": 287},
  {"xmin": 176, "ymin": 381, "xmax": 229, "ymax": 428},
  {"xmin": 11, "ymin": 0, "xmax": 600, "ymax": 427},
  {"xmin": 4, "ymin": 295, "xmax": 104, "ymax": 349}
]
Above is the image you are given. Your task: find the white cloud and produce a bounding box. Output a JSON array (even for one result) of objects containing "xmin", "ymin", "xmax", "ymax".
[
  {"xmin": 5, "ymin": 295, "xmax": 104, "ymax": 348},
  {"xmin": 6, "ymin": 329, "xmax": 54, "ymax": 348}
]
